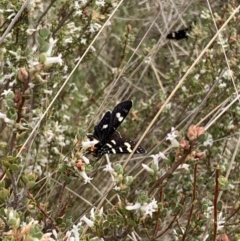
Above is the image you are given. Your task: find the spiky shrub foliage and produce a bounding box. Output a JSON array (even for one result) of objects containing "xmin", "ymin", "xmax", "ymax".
[{"xmin": 0, "ymin": 0, "xmax": 239, "ymax": 240}]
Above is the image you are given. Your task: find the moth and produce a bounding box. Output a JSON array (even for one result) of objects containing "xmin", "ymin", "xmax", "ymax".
[
  {"xmin": 87, "ymin": 100, "xmax": 146, "ymax": 158},
  {"xmin": 166, "ymin": 27, "xmax": 191, "ymax": 40}
]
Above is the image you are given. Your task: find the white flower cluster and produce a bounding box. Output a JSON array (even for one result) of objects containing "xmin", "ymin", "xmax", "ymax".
[
  {"xmin": 126, "ymin": 199, "xmax": 158, "ymax": 218},
  {"xmin": 166, "ymin": 127, "xmax": 179, "ymax": 147},
  {"xmin": 65, "ymin": 207, "xmax": 103, "ymax": 240}
]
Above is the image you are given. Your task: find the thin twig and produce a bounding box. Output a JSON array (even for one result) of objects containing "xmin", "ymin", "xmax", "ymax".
[
  {"xmin": 8, "ymin": 173, "xmax": 19, "ymax": 209},
  {"xmin": 181, "ymin": 163, "xmax": 198, "ymax": 241},
  {"xmin": 213, "ymin": 167, "xmax": 220, "ymax": 241},
  {"xmin": 152, "ymin": 188, "xmax": 163, "ymax": 238},
  {"xmin": 0, "ymin": 0, "xmax": 30, "ymax": 45}
]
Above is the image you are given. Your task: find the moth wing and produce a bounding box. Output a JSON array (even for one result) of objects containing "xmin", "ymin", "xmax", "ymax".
[
  {"xmin": 97, "ymin": 131, "xmax": 146, "ymax": 157},
  {"xmin": 92, "ymin": 111, "xmax": 112, "ymax": 142}
]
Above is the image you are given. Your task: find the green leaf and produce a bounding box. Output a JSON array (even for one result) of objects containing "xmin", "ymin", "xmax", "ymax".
[
  {"xmin": 2, "ymin": 160, "xmax": 10, "ymax": 168},
  {"xmin": 39, "ymin": 28, "xmax": 51, "ymax": 39},
  {"xmin": 173, "ymin": 204, "xmax": 183, "ymax": 214},
  {"xmin": 9, "ymin": 164, "xmax": 20, "ymax": 171},
  {"xmin": 217, "ymin": 200, "xmax": 223, "ymax": 211},
  {"xmin": 56, "ymin": 217, "xmax": 63, "ymax": 225},
  {"xmin": 103, "ymin": 220, "xmax": 110, "ymax": 228},
  {"xmin": 27, "ymin": 181, "xmax": 36, "ymax": 189},
  {"xmin": 0, "ymin": 188, "xmax": 9, "ymax": 200},
  {"xmin": 39, "ymin": 53, "xmax": 47, "ymax": 63}
]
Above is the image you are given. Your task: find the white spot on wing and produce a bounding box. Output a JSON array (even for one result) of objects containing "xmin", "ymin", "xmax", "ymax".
[
  {"xmin": 102, "ymin": 124, "xmax": 108, "ymax": 129},
  {"xmin": 106, "ymin": 143, "xmax": 112, "ymax": 147},
  {"xmin": 119, "ymin": 147, "xmax": 123, "ymax": 152},
  {"xmin": 111, "ymin": 140, "xmax": 116, "ymax": 145},
  {"xmin": 124, "ymin": 142, "xmax": 132, "ymax": 152},
  {"xmin": 116, "ymin": 112, "xmax": 124, "ymax": 122},
  {"xmin": 111, "ymin": 148, "xmax": 116, "ymax": 154}
]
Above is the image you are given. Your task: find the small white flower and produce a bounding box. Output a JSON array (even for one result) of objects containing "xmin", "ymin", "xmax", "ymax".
[
  {"xmin": 204, "ymin": 84, "xmax": 210, "ymax": 91},
  {"xmin": 111, "ymin": 67, "xmax": 118, "ymax": 74},
  {"xmin": 90, "ymin": 208, "xmax": 96, "ymax": 220},
  {"xmin": 65, "ymin": 37, "xmax": 73, "ymax": 43},
  {"xmin": 125, "ymin": 202, "xmax": 141, "ymax": 211},
  {"xmin": 41, "ymin": 232, "xmax": 55, "ymax": 241},
  {"xmin": 96, "ymin": 0, "xmax": 105, "ymax": 6},
  {"xmin": 203, "ymin": 133, "xmax": 213, "ymax": 147},
  {"xmin": 178, "ymin": 163, "xmax": 189, "ymax": 171},
  {"xmin": 80, "ymin": 215, "xmax": 94, "ymax": 227},
  {"xmin": 44, "ymin": 54, "xmax": 63, "ymax": 66},
  {"xmin": 200, "ymin": 10, "xmax": 210, "ymax": 19},
  {"xmin": 219, "ymin": 80, "xmax": 226, "ymax": 88},
  {"xmin": 26, "ymin": 28, "xmax": 37, "ymax": 35},
  {"xmin": 203, "ymin": 234, "xmax": 209, "ymax": 241},
  {"xmin": 181, "ymin": 86, "xmax": 187, "ymax": 92},
  {"xmin": 217, "ymin": 212, "xmax": 225, "ymax": 231},
  {"xmin": 44, "ymin": 130, "xmax": 54, "ymax": 142},
  {"xmin": 113, "ymin": 186, "xmax": 120, "ymax": 191},
  {"xmin": 63, "ymin": 115, "xmax": 70, "ymax": 120},
  {"xmin": 46, "ymin": 38, "xmax": 58, "ymax": 56},
  {"xmin": 103, "ymin": 163, "xmax": 115, "ymax": 174},
  {"xmin": 99, "ymin": 207, "xmax": 103, "ymax": 216},
  {"xmin": 44, "ymin": 89, "xmax": 53, "ymax": 95},
  {"xmin": 28, "ymin": 83, "xmax": 35, "ymax": 89},
  {"xmin": 166, "ymin": 102, "xmax": 172, "ymax": 109},
  {"xmin": 0, "ymin": 112, "xmax": 6, "ymax": 119},
  {"xmin": 140, "ymin": 199, "xmax": 158, "ymax": 218},
  {"xmin": 82, "ymin": 156, "xmax": 90, "ymax": 165},
  {"xmin": 8, "ymin": 12, "xmax": 16, "ymax": 19},
  {"xmin": 144, "ymin": 56, "xmax": 151, "ymax": 64},
  {"xmin": 142, "ymin": 164, "xmax": 154, "ymax": 174},
  {"xmin": 166, "ymin": 127, "xmax": 178, "ymax": 141},
  {"xmin": 194, "ymin": 74, "xmax": 200, "ymax": 80},
  {"xmin": 9, "ymin": 79, "xmax": 17, "ymax": 87},
  {"xmin": 80, "ymin": 38, "xmax": 87, "ymax": 45},
  {"xmin": 82, "ymin": 139, "xmax": 98, "ymax": 148},
  {"xmin": 75, "ymin": 10, "xmax": 83, "ymax": 16},
  {"xmin": 150, "ymin": 152, "xmax": 167, "ymax": 170},
  {"xmin": 0, "ymin": 112, "xmax": 14, "ymax": 124},
  {"xmin": 65, "ymin": 221, "xmax": 82, "ymax": 241},
  {"xmin": 72, "ymin": 224, "xmax": 80, "ymax": 240},
  {"xmin": 89, "ymin": 24, "xmax": 96, "ymax": 33},
  {"xmin": 166, "ymin": 127, "xmax": 179, "ymax": 147},
  {"xmin": 0, "ymin": 73, "xmax": 14, "ymax": 85},
  {"xmin": 79, "ymin": 171, "xmax": 93, "ymax": 184},
  {"xmin": 65, "ymin": 230, "xmax": 71, "ymax": 240},
  {"xmin": 89, "ymin": 23, "xmax": 101, "ymax": 33},
  {"xmin": 74, "ymin": 1, "xmax": 80, "ymax": 9},
  {"xmin": 222, "ymin": 69, "xmax": 230, "ymax": 80},
  {"xmin": 1, "ymin": 89, "xmax": 13, "ymax": 96},
  {"xmin": 126, "ymin": 199, "xmax": 158, "ymax": 218}
]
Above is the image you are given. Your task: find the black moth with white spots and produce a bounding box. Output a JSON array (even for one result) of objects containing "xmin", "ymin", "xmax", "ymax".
[
  {"xmin": 87, "ymin": 100, "xmax": 146, "ymax": 158},
  {"xmin": 166, "ymin": 27, "xmax": 191, "ymax": 40}
]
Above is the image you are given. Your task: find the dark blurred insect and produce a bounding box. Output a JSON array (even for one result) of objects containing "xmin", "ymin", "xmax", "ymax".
[
  {"xmin": 166, "ymin": 27, "xmax": 191, "ymax": 40},
  {"xmin": 88, "ymin": 100, "xmax": 146, "ymax": 158}
]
